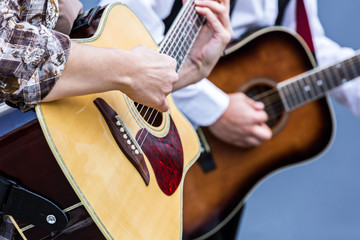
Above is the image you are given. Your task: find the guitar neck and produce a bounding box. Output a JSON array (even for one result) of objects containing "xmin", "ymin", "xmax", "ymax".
[
  {"xmin": 159, "ymin": 0, "xmax": 205, "ymax": 72},
  {"xmin": 278, "ymin": 51, "xmax": 360, "ymax": 111}
]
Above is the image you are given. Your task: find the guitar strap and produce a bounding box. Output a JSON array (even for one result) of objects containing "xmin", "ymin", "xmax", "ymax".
[
  {"xmin": 163, "ymin": 0, "xmax": 183, "ymax": 34},
  {"xmin": 163, "ymin": 0, "xmax": 293, "ymax": 44},
  {"xmin": 275, "ymin": 0, "xmax": 291, "ymax": 26},
  {"xmin": 0, "ymin": 175, "xmax": 68, "ymax": 232},
  {"xmin": 275, "ymin": 0, "xmax": 317, "ymax": 59}
]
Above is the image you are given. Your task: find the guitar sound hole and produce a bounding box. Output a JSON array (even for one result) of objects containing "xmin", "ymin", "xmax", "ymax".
[
  {"xmin": 245, "ymin": 84, "xmax": 285, "ymax": 128},
  {"xmin": 134, "ymin": 103, "xmax": 163, "ymax": 127}
]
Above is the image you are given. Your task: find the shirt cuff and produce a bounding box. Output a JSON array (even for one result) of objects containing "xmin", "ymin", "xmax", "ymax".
[{"xmin": 172, "ymin": 79, "xmax": 230, "ymax": 128}]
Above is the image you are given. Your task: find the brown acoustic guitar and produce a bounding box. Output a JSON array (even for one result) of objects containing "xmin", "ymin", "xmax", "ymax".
[
  {"xmin": 182, "ymin": 26, "xmax": 360, "ymax": 239},
  {"xmin": 0, "ymin": 2, "xmax": 202, "ymax": 239}
]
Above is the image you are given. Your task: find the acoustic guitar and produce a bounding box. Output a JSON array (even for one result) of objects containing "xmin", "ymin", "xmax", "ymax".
[
  {"xmin": 182, "ymin": 26, "xmax": 360, "ymax": 239},
  {"xmin": 0, "ymin": 2, "xmax": 203, "ymax": 239}
]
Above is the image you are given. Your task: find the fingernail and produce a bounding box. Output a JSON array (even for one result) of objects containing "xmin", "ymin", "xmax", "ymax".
[{"xmin": 256, "ymin": 102, "xmax": 264, "ymax": 108}]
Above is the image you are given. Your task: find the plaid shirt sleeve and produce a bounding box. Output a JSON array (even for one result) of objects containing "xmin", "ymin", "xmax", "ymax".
[{"xmin": 0, "ymin": 0, "xmax": 71, "ymax": 111}]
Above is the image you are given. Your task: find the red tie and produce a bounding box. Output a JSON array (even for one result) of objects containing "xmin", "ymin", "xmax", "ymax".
[{"xmin": 296, "ymin": 0, "xmax": 315, "ymax": 52}]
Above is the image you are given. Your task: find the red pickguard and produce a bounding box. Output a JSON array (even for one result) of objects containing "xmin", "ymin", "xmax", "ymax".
[{"xmin": 136, "ymin": 117, "xmax": 183, "ymax": 196}]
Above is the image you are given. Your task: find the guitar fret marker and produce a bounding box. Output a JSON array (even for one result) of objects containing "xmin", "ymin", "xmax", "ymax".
[
  {"xmin": 317, "ymin": 80, "xmax": 323, "ymax": 86},
  {"xmin": 304, "ymin": 85, "xmax": 311, "ymax": 92}
]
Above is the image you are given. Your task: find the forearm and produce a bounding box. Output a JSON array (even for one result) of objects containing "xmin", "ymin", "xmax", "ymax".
[
  {"xmin": 0, "ymin": 7, "xmax": 70, "ymax": 111},
  {"xmin": 44, "ymin": 41, "xmax": 131, "ymax": 101},
  {"xmin": 44, "ymin": 42, "xmax": 178, "ymax": 112},
  {"xmin": 173, "ymin": 59, "xmax": 203, "ymax": 91}
]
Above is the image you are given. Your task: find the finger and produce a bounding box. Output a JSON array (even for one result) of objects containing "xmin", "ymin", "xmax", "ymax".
[
  {"xmin": 236, "ymin": 136, "xmax": 263, "ymax": 148},
  {"xmin": 195, "ymin": 4, "xmax": 222, "ymax": 31},
  {"xmin": 250, "ymin": 110, "xmax": 268, "ymax": 123},
  {"xmin": 157, "ymin": 99, "xmax": 169, "ymax": 112},
  {"xmin": 194, "ymin": 0, "xmax": 231, "ymax": 32},
  {"xmin": 244, "ymin": 94, "xmax": 265, "ymax": 110},
  {"xmin": 250, "ymin": 123, "xmax": 273, "ymax": 141}
]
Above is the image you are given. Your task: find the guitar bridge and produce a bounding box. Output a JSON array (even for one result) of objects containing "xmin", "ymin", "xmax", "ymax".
[
  {"xmin": 93, "ymin": 98, "xmax": 150, "ymax": 185},
  {"xmin": 114, "ymin": 116, "xmax": 143, "ymax": 155}
]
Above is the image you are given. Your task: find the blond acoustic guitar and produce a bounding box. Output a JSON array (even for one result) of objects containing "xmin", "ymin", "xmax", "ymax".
[
  {"xmin": 33, "ymin": 2, "xmax": 202, "ymax": 240},
  {"xmin": 182, "ymin": 26, "xmax": 360, "ymax": 239}
]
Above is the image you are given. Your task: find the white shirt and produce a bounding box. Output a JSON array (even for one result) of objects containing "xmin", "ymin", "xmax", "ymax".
[{"xmin": 99, "ymin": 0, "xmax": 360, "ymax": 126}]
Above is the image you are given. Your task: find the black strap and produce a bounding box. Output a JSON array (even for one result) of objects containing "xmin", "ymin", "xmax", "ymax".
[
  {"xmin": 163, "ymin": 0, "xmax": 182, "ymax": 34},
  {"xmin": 229, "ymin": 0, "xmax": 236, "ymax": 17},
  {"xmin": 164, "ymin": 0, "xmax": 292, "ymax": 34},
  {"xmin": 0, "ymin": 175, "xmax": 68, "ymax": 231},
  {"xmin": 275, "ymin": 0, "xmax": 291, "ymax": 25}
]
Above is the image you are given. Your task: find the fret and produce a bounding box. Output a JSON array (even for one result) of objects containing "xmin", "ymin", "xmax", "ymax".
[
  {"xmin": 347, "ymin": 58, "xmax": 359, "ymax": 80},
  {"xmin": 293, "ymin": 79, "xmax": 305, "ymax": 104},
  {"xmin": 324, "ymin": 66, "xmax": 335, "ymax": 90},
  {"xmin": 314, "ymin": 72, "xmax": 324, "ymax": 96},
  {"xmin": 308, "ymin": 74, "xmax": 319, "ymax": 98},
  {"xmin": 310, "ymin": 72, "xmax": 321, "ymax": 97},
  {"xmin": 329, "ymin": 66, "xmax": 341, "ymax": 88},
  {"xmin": 316, "ymin": 71, "xmax": 329, "ymax": 93},
  {"xmin": 347, "ymin": 60, "xmax": 357, "ymax": 80},
  {"xmin": 278, "ymin": 50, "xmax": 360, "ymax": 112},
  {"xmin": 340, "ymin": 62, "xmax": 351, "ymax": 83},
  {"xmin": 159, "ymin": 0, "xmax": 205, "ymax": 71},
  {"xmin": 278, "ymin": 85, "xmax": 291, "ymax": 111},
  {"xmin": 354, "ymin": 54, "xmax": 360, "ymax": 74},
  {"xmin": 285, "ymin": 84, "xmax": 298, "ymax": 109},
  {"xmin": 301, "ymin": 76, "xmax": 314, "ymax": 101},
  {"xmin": 351, "ymin": 56, "xmax": 360, "ymax": 77}
]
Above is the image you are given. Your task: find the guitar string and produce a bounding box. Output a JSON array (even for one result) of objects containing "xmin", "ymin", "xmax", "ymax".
[
  {"xmin": 130, "ymin": 72, "xmax": 335, "ymax": 139},
  {"xmin": 120, "ymin": 3, "xmax": 190, "ymax": 142},
  {"xmin": 138, "ymin": 0, "xmax": 198, "ymax": 147},
  {"xmin": 240, "ymin": 54, "xmax": 360, "ymax": 110},
  {"xmin": 136, "ymin": 0, "xmax": 198, "ymax": 147},
  {"xmin": 117, "ymin": 1, "xmax": 198, "ymax": 138},
  {"xmin": 122, "ymin": 0, "xmax": 357, "ymax": 143}
]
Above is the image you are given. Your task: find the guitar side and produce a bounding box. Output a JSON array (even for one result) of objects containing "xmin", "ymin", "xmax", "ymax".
[
  {"xmin": 182, "ymin": 27, "xmax": 335, "ymax": 239},
  {"xmin": 36, "ymin": 3, "xmax": 200, "ymax": 240},
  {"xmin": 0, "ymin": 119, "xmax": 107, "ymax": 239}
]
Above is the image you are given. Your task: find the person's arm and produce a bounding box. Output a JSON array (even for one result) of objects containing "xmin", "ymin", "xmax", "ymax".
[
  {"xmin": 174, "ymin": 0, "xmax": 271, "ymax": 147},
  {"xmin": 0, "ymin": 1, "xmax": 178, "ymax": 112},
  {"xmin": 174, "ymin": 0, "xmax": 233, "ymax": 90},
  {"xmin": 114, "ymin": 0, "xmax": 270, "ymax": 147},
  {"xmin": 283, "ymin": 0, "xmax": 360, "ymax": 119},
  {"xmin": 0, "ymin": 2, "xmax": 71, "ymax": 112},
  {"xmin": 172, "ymin": 81, "xmax": 272, "ymax": 148},
  {"xmin": 208, "ymin": 93, "xmax": 272, "ymax": 147},
  {"xmin": 306, "ymin": 0, "xmax": 360, "ymax": 119},
  {"xmin": 48, "ymin": 0, "xmax": 232, "ymax": 111},
  {"xmin": 44, "ymin": 42, "xmax": 178, "ymax": 112}
]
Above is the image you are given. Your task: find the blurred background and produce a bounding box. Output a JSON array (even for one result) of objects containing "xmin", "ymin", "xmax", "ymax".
[
  {"xmin": 1, "ymin": 0, "xmax": 359, "ymax": 239},
  {"xmin": 79, "ymin": 1, "xmax": 360, "ymax": 239},
  {"xmin": 235, "ymin": 1, "xmax": 360, "ymax": 239}
]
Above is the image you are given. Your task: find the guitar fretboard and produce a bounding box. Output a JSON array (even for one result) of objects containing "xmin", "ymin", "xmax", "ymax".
[
  {"xmin": 159, "ymin": 0, "xmax": 205, "ymax": 72},
  {"xmin": 278, "ymin": 52, "xmax": 360, "ymax": 111}
]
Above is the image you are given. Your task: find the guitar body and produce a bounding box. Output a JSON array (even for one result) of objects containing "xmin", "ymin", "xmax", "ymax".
[
  {"xmin": 1, "ymin": 3, "xmax": 199, "ymax": 239},
  {"xmin": 0, "ymin": 118, "xmax": 106, "ymax": 239},
  {"xmin": 182, "ymin": 27, "xmax": 334, "ymax": 239}
]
